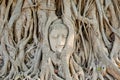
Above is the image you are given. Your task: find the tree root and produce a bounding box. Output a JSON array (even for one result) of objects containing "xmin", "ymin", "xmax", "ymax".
[{"xmin": 0, "ymin": 0, "xmax": 120, "ymax": 80}]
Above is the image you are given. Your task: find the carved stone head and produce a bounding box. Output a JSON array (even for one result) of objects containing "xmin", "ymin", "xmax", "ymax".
[{"xmin": 49, "ymin": 20, "xmax": 68, "ymax": 52}]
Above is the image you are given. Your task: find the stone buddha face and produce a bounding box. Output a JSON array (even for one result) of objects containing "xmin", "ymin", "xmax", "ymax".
[{"xmin": 49, "ymin": 23, "xmax": 68, "ymax": 52}]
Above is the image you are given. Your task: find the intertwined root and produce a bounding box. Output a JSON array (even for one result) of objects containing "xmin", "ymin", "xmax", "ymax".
[{"xmin": 0, "ymin": 0, "xmax": 120, "ymax": 80}]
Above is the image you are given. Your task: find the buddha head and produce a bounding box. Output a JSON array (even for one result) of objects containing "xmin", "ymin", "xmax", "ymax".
[{"xmin": 49, "ymin": 20, "xmax": 68, "ymax": 52}]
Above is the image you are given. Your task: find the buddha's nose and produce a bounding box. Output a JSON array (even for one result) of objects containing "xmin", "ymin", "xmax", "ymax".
[{"xmin": 58, "ymin": 36, "xmax": 64, "ymax": 46}]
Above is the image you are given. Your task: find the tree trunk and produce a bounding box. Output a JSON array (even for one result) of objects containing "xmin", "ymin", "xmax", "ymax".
[{"xmin": 0, "ymin": 0, "xmax": 120, "ymax": 80}]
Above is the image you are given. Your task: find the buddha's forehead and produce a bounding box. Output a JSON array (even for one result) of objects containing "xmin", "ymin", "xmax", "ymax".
[
  {"xmin": 52, "ymin": 24, "xmax": 67, "ymax": 30},
  {"xmin": 50, "ymin": 25, "xmax": 68, "ymax": 34}
]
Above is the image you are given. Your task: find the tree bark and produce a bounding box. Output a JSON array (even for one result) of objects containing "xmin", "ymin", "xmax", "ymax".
[{"xmin": 0, "ymin": 0, "xmax": 120, "ymax": 80}]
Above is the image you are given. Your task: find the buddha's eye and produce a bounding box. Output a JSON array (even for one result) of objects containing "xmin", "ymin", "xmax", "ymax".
[
  {"xmin": 52, "ymin": 35, "xmax": 58, "ymax": 39},
  {"xmin": 62, "ymin": 35, "xmax": 67, "ymax": 38}
]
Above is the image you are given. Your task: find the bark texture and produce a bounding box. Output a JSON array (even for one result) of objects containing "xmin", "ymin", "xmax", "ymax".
[{"xmin": 0, "ymin": 0, "xmax": 120, "ymax": 80}]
